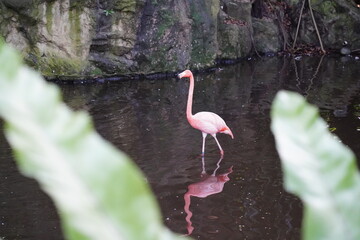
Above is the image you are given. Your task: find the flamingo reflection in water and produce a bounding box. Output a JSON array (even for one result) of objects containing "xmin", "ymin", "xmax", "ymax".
[{"xmin": 184, "ymin": 156, "xmax": 233, "ymax": 235}]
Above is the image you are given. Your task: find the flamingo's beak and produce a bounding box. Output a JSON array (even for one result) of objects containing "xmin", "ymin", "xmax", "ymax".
[
  {"xmin": 178, "ymin": 72, "xmax": 185, "ymax": 79},
  {"xmin": 229, "ymin": 131, "xmax": 234, "ymax": 139},
  {"xmin": 223, "ymin": 128, "xmax": 234, "ymax": 139}
]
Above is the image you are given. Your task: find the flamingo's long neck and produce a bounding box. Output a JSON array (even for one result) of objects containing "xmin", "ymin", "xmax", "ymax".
[{"xmin": 186, "ymin": 74, "xmax": 195, "ymax": 122}]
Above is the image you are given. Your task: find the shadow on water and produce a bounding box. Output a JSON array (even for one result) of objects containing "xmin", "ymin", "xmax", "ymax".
[{"xmin": 1, "ymin": 55, "xmax": 360, "ymax": 239}]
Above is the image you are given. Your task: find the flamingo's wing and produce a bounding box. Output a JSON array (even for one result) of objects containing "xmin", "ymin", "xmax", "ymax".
[{"xmin": 192, "ymin": 112, "xmax": 227, "ymax": 134}]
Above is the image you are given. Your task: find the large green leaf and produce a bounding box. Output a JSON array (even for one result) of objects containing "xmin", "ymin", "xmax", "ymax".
[
  {"xmin": 0, "ymin": 43, "xmax": 188, "ymax": 240},
  {"xmin": 271, "ymin": 91, "xmax": 360, "ymax": 240}
]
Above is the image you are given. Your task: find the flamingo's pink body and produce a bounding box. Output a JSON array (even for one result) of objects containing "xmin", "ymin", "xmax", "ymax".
[{"xmin": 178, "ymin": 70, "xmax": 234, "ymax": 156}]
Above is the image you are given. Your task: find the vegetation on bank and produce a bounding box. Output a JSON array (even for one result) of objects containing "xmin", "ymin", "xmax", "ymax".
[{"xmin": 1, "ymin": 0, "xmax": 360, "ymax": 79}]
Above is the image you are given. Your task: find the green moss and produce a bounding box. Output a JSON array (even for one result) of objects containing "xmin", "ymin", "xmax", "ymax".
[
  {"xmin": 209, "ymin": 0, "xmax": 219, "ymax": 18},
  {"xmin": 190, "ymin": 43, "xmax": 214, "ymax": 68},
  {"xmin": 188, "ymin": 1, "xmax": 216, "ymax": 67},
  {"xmin": 139, "ymin": 44, "xmax": 178, "ymax": 72},
  {"xmin": 0, "ymin": 6, "xmax": 12, "ymax": 36},
  {"xmin": 316, "ymin": 1, "xmax": 336, "ymax": 16},
  {"xmin": 311, "ymin": 0, "xmax": 323, "ymax": 6},
  {"xmin": 156, "ymin": 10, "xmax": 174, "ymax": 39},
  {"xmin": 25, "ymin": 50, "xmax": 103, "ymax": 78},
  {"xmin": 69, "ymin": 0, "xmax": 88, "ymax": 9},
  {"xmin": 190, "ymin": 36, "xmax": 215, "ymax": 66},
  {"xmin": 45, "ymin": 1, "xmax": 54, "ymax": 34},
  {"xmin": 37, "ymin": 53, "xmax": 87, "ymax": 77},
  {"xmin": 114, "ymin": 0, "xmax": 136, "ymax": 12},
  {"xmin": 69, "ymin": 7, "xmax": 82, "ymax": 56},
  {"xmin": 88, "ymin": 66, "xmax": 103, "ymax": 76},
  {"xmin": 191, "ymin": 9, "xmax": 202, "ymax": 25}
]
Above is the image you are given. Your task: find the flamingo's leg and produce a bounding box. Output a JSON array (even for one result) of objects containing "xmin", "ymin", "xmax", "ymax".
[
  {"xmin": 202, "ymin": 132, "xmax": 207, "ymax": 156},
  {"xmin": 212, "ymin": 134, "xmax": 224, "ymax": 156}
]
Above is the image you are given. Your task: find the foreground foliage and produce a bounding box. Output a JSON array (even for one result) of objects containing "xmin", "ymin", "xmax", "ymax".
[
  {"xmin": 2, "ymin": 37, "xmax": 360, "ymax": 240},
  {"xmin": 271, "ymin": 91, "xmax": 360, "ymax": 240},
  {"xmin": 0, "ymin": 43, "xmax": 188, "ymax": 240}
]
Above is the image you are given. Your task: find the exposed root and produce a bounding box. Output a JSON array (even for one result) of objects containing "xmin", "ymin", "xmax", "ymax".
[
  {"xmin": 292, "ymin": 0, "xmax": 306, "ymax": 49},
  {"xmin": 292, "ymin": 0, "xmax": 326, "ymax": 54},
  {"xmin": 308, "ymin": 0, "xmax": 325, "ymax": 53}
]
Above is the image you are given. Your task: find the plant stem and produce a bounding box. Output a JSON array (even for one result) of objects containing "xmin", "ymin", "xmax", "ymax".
[
  {"xmin": 293, "ymin": 0, "xmax": 306, "ymax": 49},
  {"xmin": 308, "ymin": 0, "xmax": 325, "ymax": 53}
]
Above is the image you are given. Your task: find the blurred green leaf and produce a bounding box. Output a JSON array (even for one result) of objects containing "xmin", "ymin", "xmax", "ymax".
[
  {"xmin": 0, "ymin": 43, "xmax": 188, "ymax": 240},
  {"xmin": 271, "ymin": 91, "xmax": 360, "ymax": 240}
]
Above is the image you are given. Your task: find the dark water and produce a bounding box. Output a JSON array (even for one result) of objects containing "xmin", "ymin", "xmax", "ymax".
[{"xmin": 1, "ymin": 56, "xmax": 360, "ymax": 240}]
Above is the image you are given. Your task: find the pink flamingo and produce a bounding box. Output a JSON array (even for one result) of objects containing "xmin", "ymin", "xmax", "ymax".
[{"xmin": 178, "ymin": 70, "xmax": 234, "ymax": 156}]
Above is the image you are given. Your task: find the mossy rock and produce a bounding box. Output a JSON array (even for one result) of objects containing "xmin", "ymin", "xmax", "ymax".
[
  {"xmin": 69, "ymin": 0, "xmax": 93, "ymax": 9},
  {"xmin": 135, "ymin": 44, "xmax": 180, "ymax": 73},
  {"xmin": 114, "ymin": 0, "xmax": 139, "ymax": 12},
  {"xmin": 156, "ymin": 10, "xmax": 175, "ymax": 39},
  {"xmin": 252, "ymin": 18, "xmax": 281, "ymax": 53},
  {"xmin": 314, "ymin": 0, "xmax": 345, "ymax": 19},
  {"xmin": 189, "ymin": 0, "xmax": 218, "ymax": 68},
  {"xmin": 32, "ymin": 53, "xmax": 89, "ymax": 77},
  {"xmin": 311, "ymin": 0, "xmax": 360, "ymax": 48},
  {"xmin": 1, "ymin": 0, "xmax": 36, "ymax": 9}
]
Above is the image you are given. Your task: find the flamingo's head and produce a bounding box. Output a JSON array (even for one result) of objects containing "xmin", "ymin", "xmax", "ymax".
[{"xmin": 178, "ymin": 70, "xmax": 192, "ymax": 79}]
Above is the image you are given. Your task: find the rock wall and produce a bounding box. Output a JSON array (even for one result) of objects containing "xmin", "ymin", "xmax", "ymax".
[
  {"xmin": 0, "ymin": 0, "xmax": 97, "ymax": 76},
  {"xmin": 290, "ymin": 0, "xmax": 360, "ymax": 49},
  {"xmin": 0, "ymin": 0, "xmax": 360, "ymax": 78}
]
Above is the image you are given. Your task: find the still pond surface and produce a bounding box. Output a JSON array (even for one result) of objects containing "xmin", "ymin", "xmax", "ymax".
[{"xmin": 1, "ymin": 56, "xmax": 360, "ymax": 240}]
